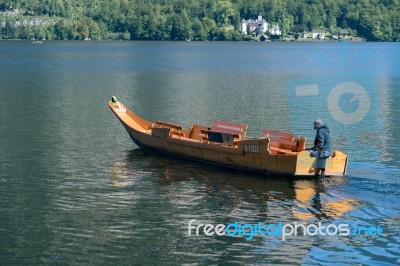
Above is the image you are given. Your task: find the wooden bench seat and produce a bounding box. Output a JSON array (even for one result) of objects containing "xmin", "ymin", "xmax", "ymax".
[
  {"xmin": 268, "ymin": 137, "xmax": 298, "ymax": 151},
  {"xmin": 262, "ymin": 129, "xmax": 306, "ymax": 153},
  {"xmin": 154, "ymin": 121, "xmax": 185, "ymax": 138},
  {"xmin": 262, "ymin": 129, "xmax": 297, "ymax": 141},
  {"xmin": 211, "ymin": 120, "xmax": 247, "ymax": 138}
]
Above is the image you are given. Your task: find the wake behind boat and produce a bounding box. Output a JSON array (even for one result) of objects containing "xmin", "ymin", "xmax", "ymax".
[{"xmin": 109, "ymin": 97, "xmax": 348, "ymax": 177}]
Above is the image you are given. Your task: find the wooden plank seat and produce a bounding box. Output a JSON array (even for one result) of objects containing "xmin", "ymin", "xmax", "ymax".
[
  {"xmin": 155, "ymin": 121, "xmax": 184, "ymax": 138},
  {"xmin": 262, "ymin": 129, "xmax": 297, "ymax": 141},
  {"xmin": 268, "ymin": 137, "xmax": 298, "ymax": 151},
  {"xmin": 211, "ymin": 120, "xmax": 248, "ymax": 138},
  {"xmin": 262, "ymin": 129, "xmax": 302, "ymax": 153}
]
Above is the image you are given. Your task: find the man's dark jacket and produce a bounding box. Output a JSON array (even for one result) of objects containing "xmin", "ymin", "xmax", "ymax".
[{"xmin": 314, "ymin": 125, "xmax": 333, "ymax": 153}]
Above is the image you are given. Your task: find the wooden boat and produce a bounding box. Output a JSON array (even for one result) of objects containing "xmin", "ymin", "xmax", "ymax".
[{"xmin": 109, "ymin": 98, "xmax": 348, "ymax": 177}]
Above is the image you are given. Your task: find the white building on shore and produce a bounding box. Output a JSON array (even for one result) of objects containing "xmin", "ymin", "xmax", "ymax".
[
  {"xmin": 269, "ymin": 24, "xmax": 281, "ymax": 36},
  {"xmin": 241, "ymin": 15, "xmax": 268, "ymax": 35}
]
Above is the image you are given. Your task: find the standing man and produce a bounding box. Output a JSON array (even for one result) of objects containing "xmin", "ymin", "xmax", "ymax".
[{"xmin": 310, "ymin": 119, "xmax": 333, "ymax": 179}]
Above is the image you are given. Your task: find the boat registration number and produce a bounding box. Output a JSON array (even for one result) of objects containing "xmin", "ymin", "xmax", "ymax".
[{"xmin": 244, "ymin": 144, "xmax": 260, "ymax": 153}]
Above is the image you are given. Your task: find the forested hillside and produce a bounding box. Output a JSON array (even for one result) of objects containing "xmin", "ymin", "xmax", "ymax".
[{"xmin": 1, "ymin": 0, "xmax": 399, "ymax": 41}]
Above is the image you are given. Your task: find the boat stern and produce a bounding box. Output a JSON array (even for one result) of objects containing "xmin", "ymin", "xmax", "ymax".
[{"xmin": 295, "ymin": 150, "xmax": 348, "ymax": 177}]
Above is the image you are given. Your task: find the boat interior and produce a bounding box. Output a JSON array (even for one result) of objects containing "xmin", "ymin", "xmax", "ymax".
[{"xmin": 150, "ymin": 119, "xmax": 307, "ymax": 155}]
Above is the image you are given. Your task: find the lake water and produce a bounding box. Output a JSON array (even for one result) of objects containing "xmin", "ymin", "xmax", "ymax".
[{"xmin": 0, "ymin": 40, "xmax": 399, "ymax": 265}]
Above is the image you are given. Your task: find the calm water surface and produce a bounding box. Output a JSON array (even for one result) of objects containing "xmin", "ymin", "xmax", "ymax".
[{"xmin": 0, "ymin": 41, "xmax": 399, "ymax": 265}]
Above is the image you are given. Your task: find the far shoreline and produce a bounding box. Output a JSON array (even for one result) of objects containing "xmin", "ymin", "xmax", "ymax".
[{"xmin": 0, "ymin": 38, "xmax": 374, "ymax": 43}]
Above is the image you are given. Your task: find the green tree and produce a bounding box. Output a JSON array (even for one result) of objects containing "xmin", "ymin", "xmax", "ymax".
[
  {"xmin": 78, "ymin": 20, "xmax": 89, "ymax": 39},
  {"xmin": 192, "ymin": 17, "xmax": 206, "ymax": 40},
  {"xmin": 53, "ymin": 19, "xmax": 74, "ymax": 40},
  {"xmin": 202, "ymin": 17, "xmax": 218, "ymax": 40},
  {"xmin": 169, "ymin": 13, "xmax": 185, "ymax": 40},
  {"xmin": 214, "ymin": 0, "xmax": 235, "ymax": 26}
]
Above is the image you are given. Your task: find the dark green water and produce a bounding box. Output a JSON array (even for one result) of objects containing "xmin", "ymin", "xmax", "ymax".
[{"xmin": 0, "ymin": 41, "xmax": 399, "ymax": 265}]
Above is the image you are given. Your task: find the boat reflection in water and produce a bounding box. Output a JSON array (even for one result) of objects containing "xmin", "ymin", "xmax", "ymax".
[
  {"xmin": 114, "ymin": 149, "xmax": 356, "ymax": 222},
  {"xmin": 292, "ymin": 178, "xmax": 357, "ymax": 221}
]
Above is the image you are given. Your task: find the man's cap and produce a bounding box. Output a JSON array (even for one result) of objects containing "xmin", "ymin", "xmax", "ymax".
[{"xmin": 314, "ymin": 119, "xmax": 324, "ymax": 126}]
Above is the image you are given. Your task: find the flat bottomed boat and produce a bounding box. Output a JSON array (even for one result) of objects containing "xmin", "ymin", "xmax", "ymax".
[{"xmin": 109, "ymin": 98, "xmax": 348, "ymax": 177}]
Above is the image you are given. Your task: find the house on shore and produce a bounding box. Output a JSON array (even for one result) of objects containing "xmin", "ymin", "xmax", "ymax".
[
  {"xmin": 312, "ymin": 30, "xmax": 325, "ymax": 39},
  {"xmin": 269, "ymin": 25, "xmax": 282, "ymax": 36},
  {"xmin": 340, "ymin": 29, "xmax": 349, "ymax": 39},
  {"xmin": 301, "ymin": 31, "xmax": 309, "ymax": 38},
  {"xmin": 241, "ymin": 15, "xmax": 268, "ymax": 35},
  {"xmin": 330, "ymin": 28, "xmax": 350, "ymax": 40}
]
